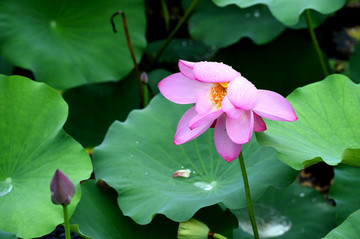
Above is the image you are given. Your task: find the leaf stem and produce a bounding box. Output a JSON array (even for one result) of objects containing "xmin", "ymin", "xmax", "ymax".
[
  {"xmin": 111, "ymin": 11, "xmax": 144, "ymax": 108},
  {"xmin": 152, "ymin": 0, "xmax": 200, "ymax": 63},
  {"xmin": 62, "ymin": 204, "xmax": 71, "ymax": 239},
  {"xmin": 239, "ymin": 151, "xmax": 259, "ymax": 239},
  {"xmin": 304, "ymin": 9, "xmax": 329, "ymax": 77}
]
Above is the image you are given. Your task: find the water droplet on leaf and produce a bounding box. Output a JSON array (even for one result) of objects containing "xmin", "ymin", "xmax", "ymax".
[
  {"xmin": 0, "ymin": 177, "xmax": 13, "ymax": 196},
  {"xmin": 194, "ymin": 181, "xmax": 216, "ymax": 191},
  {"xmin": 235, "ymin": 204, "xmax": 291, "ymax": 237}
]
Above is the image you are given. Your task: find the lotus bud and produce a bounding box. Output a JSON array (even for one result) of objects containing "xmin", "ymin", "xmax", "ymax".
[
  {"xmin": 177, "ymin": 218, "xmax": 210, "ymax": 239},
  {"xmin": 50, "ymin": 169, "xmax": 75, "ymax": 205},
  {"xmin": 140, "ymin": 71, "xmax": 148, "ymax": 84}
]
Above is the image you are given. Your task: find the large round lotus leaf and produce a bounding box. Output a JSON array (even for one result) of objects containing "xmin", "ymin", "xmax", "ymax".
[
  {"xmin": 323, "ymin": 209, "xmax": 360, "ymax": 239},
  {"xmin": 213, "ymin": 30, "xmax": 326, "ymax": 96},
  {"xmin": 212, "ymin": 0, "xmax": 345, "ymax": 26},
  {"xmin": 257, "ymin": 74, "xmax": 360, "ymax": 170},
  {"xmin": 233, "ymin": 181, "xmax": 336, "ymax": 238},
  {"xmin": 328, "ymin": 164, "xmax": 360, "ymax": 223},
  {"xmin": 0, "ymin": 75, "xmax": 92, "ymax": 238},
  {"xmin": 93, "ymin": 95, "xmax": 296, "ymax": 224},
  {"xmin": 0, "ymin": 0, "xmax": 146, "ymax": 90},
  {"xmin": 184, "ymin": 0, "xmax": 285, "ymax": 47},
  {"xmin": 70, "ymin": 180, "xmax": 178, "ymax": 239},
  {"xmin": 350, "ymin": 42, "xmax": 360, "ymax": 83}
]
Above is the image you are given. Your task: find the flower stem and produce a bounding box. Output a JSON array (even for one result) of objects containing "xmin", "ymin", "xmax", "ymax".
[
  {"xmin": 143, "ymin": 83, "xmax": 149, "ymax": 107},
  {"xmin": 110, "ymin": 11, "xmax": 144, "ymax": 108},
  {"xmin": 304, "ymin": 9, "xmax": 329, "ymax": 77},
  {"xmin": 62, "ymin": 204, "xmax": 71, "ymax": 239},
  {"xmin": 239, "ymin": 152, "xmax": 259, "ymax": 239},
  {"xmin": 152, "ymin": 0, "xmax": 200, "ymax": 64},
  {"xmin": 212, "ymin": 232, "xmax": 228, "ymax": 239}
]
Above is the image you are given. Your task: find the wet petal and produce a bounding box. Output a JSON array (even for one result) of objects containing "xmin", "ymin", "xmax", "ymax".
[
  {"xmin": 214, "ymin": 114, "xmax": 243, "ymax": 162},
  {"xmin": 195, "ymin": 89, "xmax": 213, "ymax": 115},
  {"xmin": 158, "ymin": 73, "xmax": 211, "ymax": 104},
  {"xmin": 193, "ymin": 61, "xmax": 240, "ymax": 83},
  {"xmin": 227, "ymin": 76, "xmax": 260, "ymax": 110},
  {"xmin": 179, "ymin": 60, "xmax": 196, "ymax": 80},
  {"xmin": 253, "ymin": 90, "xmax": 298, "ymax": 121},
  {"xmin": 174, "ymin": 106, "xmax": 212, "ymax": 145},
  {"xmin": 189, "ymin": 108, "xmax": 222, "ymax": 130},
  {"xmin": 226, "ymin": 110, "xmax": 254, "ymax": 144},
  {"xmin": 253, "ymin": 113, "xmax": 267, "ymax": 132},
  {"xmin": 221, "ymin": 95, "xmax": 243, "ymax": 119}
]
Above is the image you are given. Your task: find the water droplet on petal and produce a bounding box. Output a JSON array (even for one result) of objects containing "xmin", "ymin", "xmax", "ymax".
[
  {"xmin": 135, "ymin": 141, "xmax": 139, "ymax": 144},
  {"xmin": 181, "ymin": 166, "xmax": 184, "ymax": 169},
  {"xmin": 0, "ymin": 177, "xmax": 13, "ymax": 196},
  {"xmin": 194, "ymin": 181, "xmax": 216, "ymax": 191},
  {"xmin": 235, "ymin": 204, "xmax": 291, "ymax": 237},
  {"xmin": 254, "ymin": 10, "xmax": 260, "ymax": 18},
  {"xmin": 144, "ymin": 172, "xmax": 149, "ymax": 175},
  {"xmin": 299, "ymin": 192, "xmax": 305, "ymax": 197}
]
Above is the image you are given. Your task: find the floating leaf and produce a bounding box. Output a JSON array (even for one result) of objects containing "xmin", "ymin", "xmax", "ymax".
[
  {"xmin": 257, "ymin": 74, "xmax": 360, "ymax": 170},
  {"xmin": 212, "ymin": 0, "xmax": 346, "ymax": 26},
  {"xmin": 233, "ymin": 181, "xmax": 336, "ymax": 238},
  {"xmin": 0, "ymin": 0, "xmax": 146, "ymax": 90},
  {"xmin": 185, "ymin": 0, "xmax": 285, "ymax": 47},
  {"xmin": 328, "ymin": 164, "xmax": 360, "ymax": 223},
  {"xmin": 323, "ymin": 209, "xmax": 360, "ymax": 239},
  {"xmin": 0, "ymin": 75, "xmax": 92, "ymax": 238},
  {"xmin": 93, "ymin": 95, "xmax": 296, "ymax": 224}
]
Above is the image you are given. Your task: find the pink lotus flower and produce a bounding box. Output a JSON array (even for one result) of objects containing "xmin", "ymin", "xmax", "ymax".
[{"xmin": 158, "ymin": 60, "xmax": 297, "ymax": 162}]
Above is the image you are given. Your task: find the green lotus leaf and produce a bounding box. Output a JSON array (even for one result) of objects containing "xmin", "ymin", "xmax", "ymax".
[
  {"xmin": 70, "ymin": 180, "xmax": 178, "ymax": 239},
  {"xmin": 257, "ymin": 74, "xmax": 360, "ymax": 170},
  {"xmin": 185, "ymin": 0, "xmax": 285, "ymax": 47},
  {"xmin": 0, "ymin": 75, "xmax": 92, "ymax": 238},
  {"xmin": 233, "ymin": 181, "xmax": 336, "ymax": 238},
  {"xmin": 212, "ymin": 0, "xmax": 345, "ymax": 26},
  {"xmin": 350, "ymin": 42, "xmax": 360, "ymax": 83},
  {"xmin": 0, "ymin": 0, "xmax": 146, "ymax": 90},
  {"xmin": 328, "ymin": 165, "xmax": 360, "ymax": 223},
  {"xmin": 323, "ymin": 209, "xmax": 360, "ymax": 238},
  {"xmin": 93, "ymin": 95, "xmax": 296, "ymax": 224}
]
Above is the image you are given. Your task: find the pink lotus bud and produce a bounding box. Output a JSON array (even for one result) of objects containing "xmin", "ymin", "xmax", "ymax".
[
  {"xmin": 140, "ymin": 71, "xmax": 148, "ymax": 84},
  {"xmin": 50, "ymin": 169, "xmax": 75, "ymax": 205}
]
